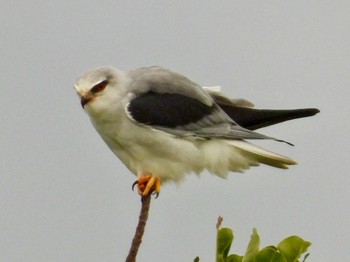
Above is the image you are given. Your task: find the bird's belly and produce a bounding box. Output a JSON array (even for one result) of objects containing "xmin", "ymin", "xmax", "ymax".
[{"xmin": 95, "ymin": 119, "xmax": 205, "ymax": 182}]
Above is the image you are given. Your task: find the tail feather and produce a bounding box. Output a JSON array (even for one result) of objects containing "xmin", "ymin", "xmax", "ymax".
[{"xmin": 228, "ymin": 140, "xmax": 297, "ymax": 169}]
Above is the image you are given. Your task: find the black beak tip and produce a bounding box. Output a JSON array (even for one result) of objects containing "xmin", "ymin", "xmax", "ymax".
[{"xmin": 81, "ymin": 97, "xmax": 88, "ymax": 108}]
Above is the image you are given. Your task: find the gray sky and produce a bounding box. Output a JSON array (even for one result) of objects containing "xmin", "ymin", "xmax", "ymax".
[{"xmin": 1, "ymin": 1, "xmax": 349, "ymax": 261}]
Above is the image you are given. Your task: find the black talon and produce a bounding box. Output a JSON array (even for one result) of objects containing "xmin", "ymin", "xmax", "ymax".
[
  {"xmin": 152, "ymin": 191, "xmax": 159, "ymax": 199},
  {"xmin": 131, "ymin": 180, "xmax": 159, "ymax": 198},
  {"xmin": 132, "ymin": 180, "xmax": 138, "ymax": 191}
]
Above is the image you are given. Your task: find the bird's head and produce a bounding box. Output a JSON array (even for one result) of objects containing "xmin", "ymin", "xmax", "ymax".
[{"xmin": 74, "ymin": 67, "xmax": 128, "ymax": 115}]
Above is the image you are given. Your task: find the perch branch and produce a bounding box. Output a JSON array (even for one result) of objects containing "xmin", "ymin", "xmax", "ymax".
[{"xmin": 125, "ymin": 194, "xmax": 152, "ymax": 262}]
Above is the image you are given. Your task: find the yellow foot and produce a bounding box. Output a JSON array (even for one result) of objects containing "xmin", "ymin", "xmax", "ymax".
[{"xmin": 132, "ymin": 173, "xmax": 161, "ymax": 198}]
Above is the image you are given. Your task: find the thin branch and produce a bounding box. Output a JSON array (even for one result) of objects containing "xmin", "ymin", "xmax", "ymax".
[
  {"xmin": 216, "ymin": 216, "xmax": 223, "ymax": 230},
  {"xmin": 125, "ymin": 194, "xmax": 152, "ymax": 262}
]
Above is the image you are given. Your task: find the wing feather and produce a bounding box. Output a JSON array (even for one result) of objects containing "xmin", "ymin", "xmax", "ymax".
[
  {"xmin": 125, "ymin": 66, "xmax": 288, "ymax": 143},
  {"xmin": 128, "ymin": 67, "xmax": 213, "ymax": 106},
  {"xmin": 126, "ymin": 92, "xmax": 215, "ymax": 127}
]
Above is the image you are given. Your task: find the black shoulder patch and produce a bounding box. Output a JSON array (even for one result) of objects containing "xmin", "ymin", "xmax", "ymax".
[{"xmin": 128, "ymin": 92, "xmax": 215, "ymax": 127}]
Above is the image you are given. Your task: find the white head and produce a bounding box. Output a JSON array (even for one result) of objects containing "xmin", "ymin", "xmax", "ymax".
[{"xmin": 74, "ymin": 67, "xmax": 128, "ymax": 115}]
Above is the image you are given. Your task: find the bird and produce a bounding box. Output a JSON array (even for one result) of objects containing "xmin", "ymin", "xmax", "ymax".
[{"xmin": 74, "ymin": 66, "xmax": 319, "ymax": 197}]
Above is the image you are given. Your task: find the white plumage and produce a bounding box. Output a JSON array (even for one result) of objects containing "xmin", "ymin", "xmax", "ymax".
[{"xmin": 74, "ymin": 66, "xmax": 318, "ymax": 188}]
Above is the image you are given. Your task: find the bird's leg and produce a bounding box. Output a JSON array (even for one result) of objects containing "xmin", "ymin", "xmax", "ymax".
[{"xmin": 132, "ymin": 172, "xmax": 161, "ymax": 197}]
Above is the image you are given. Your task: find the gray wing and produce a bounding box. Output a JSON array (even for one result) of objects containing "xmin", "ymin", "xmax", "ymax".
[
  {"xmin": 128, "ymin": 66, "xmax": 213, "ymax": 106},
  {"xmin": 207, "ymin": 89, "xmax": 320, "ymax": 130},
  {"xmin": 126, "ymin": 67, "xmax": 280, "ymax": 142}
]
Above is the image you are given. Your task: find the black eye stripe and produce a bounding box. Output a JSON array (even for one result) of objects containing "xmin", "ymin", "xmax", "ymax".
[{"xmin": 91, "ymin": 80, "xmax": 108, "ymax": 93}]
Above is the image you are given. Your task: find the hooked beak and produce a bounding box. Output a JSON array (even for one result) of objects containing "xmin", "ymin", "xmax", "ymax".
[{"xmin": 81, "ymin": 96, "xmax": 92, "ymax": 108}]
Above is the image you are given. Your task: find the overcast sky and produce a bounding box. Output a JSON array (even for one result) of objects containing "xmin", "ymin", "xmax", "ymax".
[{"xmin": 1, "ymin": 1, "xmax": 349, "ymax": 261}]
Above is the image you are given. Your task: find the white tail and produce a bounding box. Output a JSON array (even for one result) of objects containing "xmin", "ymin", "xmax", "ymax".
[{"xmin": 228, "ymin": 140, "xmax": 296, "ymax": 169}]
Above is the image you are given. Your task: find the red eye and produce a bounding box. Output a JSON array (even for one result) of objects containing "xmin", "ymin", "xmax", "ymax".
[{"xmin": 91, "ymin": 80, "xmax": 108, "ymax": 93}]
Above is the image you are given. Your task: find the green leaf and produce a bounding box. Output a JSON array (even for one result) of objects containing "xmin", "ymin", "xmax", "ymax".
[
  {"xmin": 242, "ymin": 228, "xmax": 260, "ymax": 262},
  {"xmin": 226, "ymin": 254, "xmax": 243, "ymax": 262},
  {"xmin": 255, "ymin": 247, "xmax": 287, "ymax": 262},
  {"xmin": 216, "ymin": 228, "xmax": 234, "ymax": 262},
  {"xmin": 277, "ymin": 236, "xmax": 311, "ymax": 262},
  {"xmin": 193, "ymin": 256, "xmax": 200, "ymax": 262}
]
